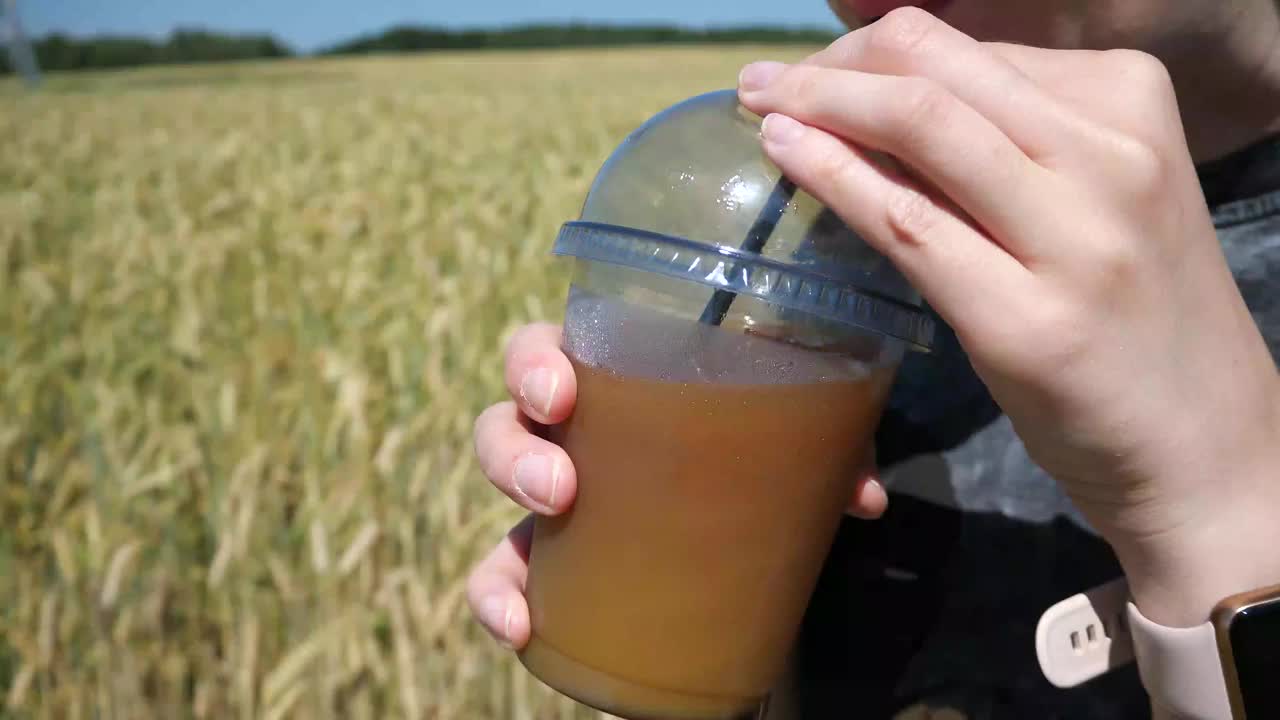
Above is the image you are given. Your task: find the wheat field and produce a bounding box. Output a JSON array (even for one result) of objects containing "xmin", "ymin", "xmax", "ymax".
[{"xmin": 0, "ymin": 46, "xmax": 821, "ymax": 719}]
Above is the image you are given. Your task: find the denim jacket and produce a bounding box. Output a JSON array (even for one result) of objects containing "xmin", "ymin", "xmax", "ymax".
[{"xmin": 775, "ymin": 134, "xmax": 1280, "ymax": 720}]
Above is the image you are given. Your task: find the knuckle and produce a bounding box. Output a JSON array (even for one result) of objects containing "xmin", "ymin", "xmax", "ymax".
[
  {"xmin": 810, "ymin": 145, "xmax": 863, "ymax": 196},
  {"xmin": 1112, "ymin": 134, "xmax": 1167, "ymax": 196},
  {"xmin": 502, "ymin": 326, "xmax": 530, "ymax": 368},
  {"xmin": 892, "ymin": 79, "xmax": 952, "ymax": 148},
  {"xmin": 503, "ymin": 323, "xmax": 546, "ymax": 361},
  {"xmin": 869, "ymin": 7, "xmax": 939, "ymax": 58},
  {"xmin": 1027, "ymin": 298, "xmax": 1091, "ymax": 373},
  {"xmin": 472, "ymin": 404, "xmax": 495, "ymax": 447},
  {"xmin": 472, "ymin": 402, "xmax": 513, "ymax": 473},
  {"xmin": 787, "ymin": 66, "xmax": 825, "ymax": 105},
  {"xmin": 821, "ymin": 31, "xmax": 860, "ymax": 65},
  {"xmin": 814, "ymin": 142, "xmax": 855, "ymax": 185},
  {"xmin": 1105, "ymin": 49, "xmax": 1174, "ymax": 96},
  {"xmin": 1094, "ymin": 50, "xmax": 1180, "ymax": 149},
  {"xmin": 885, "ymin": 187, "xmax": 940, "ymax": 244},
  {"xmin": 1085, "ymin": 235, "xmax": 1142, "ymax": 291}
]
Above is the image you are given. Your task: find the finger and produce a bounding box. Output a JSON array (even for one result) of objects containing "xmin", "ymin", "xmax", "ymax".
[
  {"xmin": 504, "ymin": 323, "xmax": 577, "ymax": 425},
  {"xmin": 739, "ymin": 64, "xmax": 1057, "ymax": 263},
  {"xmin": 756, "ymin": 112, "xmax": 1034, "ymax": 347},
  {"xmin": 984, "ymin": 43, "xmax": 1163, "ymax": 145},
  {"xmin": 802, "ymin": 8, "xmax": 1081, "ymax": 160},
  {"xmin": 846, "ymin": 466, "xmax": 889, "ymax": 520},
  {"xmin": 467, "ymin": 516, "xmax": 535, "ymax": 649},
  {"xmin": 474, "ymin": 401, "xmax": 578, "ymax": 515},
  {"xmin": 983, "ymin": 42, "xmax": 1102, "ymax": 91}
]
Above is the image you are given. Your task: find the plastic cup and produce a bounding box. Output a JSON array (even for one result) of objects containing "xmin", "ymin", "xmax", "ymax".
[{"xmin": 517, "ymin": 90, "xmax": 933, "ymax": 720}]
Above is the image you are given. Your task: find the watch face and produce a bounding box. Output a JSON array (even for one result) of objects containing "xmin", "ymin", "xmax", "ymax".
[{"xmin": 1229, "ymin": 599, "xmax": 1280, "ymax": 718}]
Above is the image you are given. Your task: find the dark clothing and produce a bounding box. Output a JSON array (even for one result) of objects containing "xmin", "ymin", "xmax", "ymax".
[{"xmin": 789, "ymin": 134, "xmax": 1280, "ymax": 719}]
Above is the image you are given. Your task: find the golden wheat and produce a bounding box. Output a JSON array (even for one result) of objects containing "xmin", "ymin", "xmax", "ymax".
[{"xmin": 0, "ymin": 46, "xmax": 820, "ymax": 719}]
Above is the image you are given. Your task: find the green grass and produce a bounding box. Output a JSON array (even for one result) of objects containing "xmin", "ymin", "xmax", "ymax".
[{"xmin": 0, "ymin": 46, "xmax": 818, "ymax": 719}]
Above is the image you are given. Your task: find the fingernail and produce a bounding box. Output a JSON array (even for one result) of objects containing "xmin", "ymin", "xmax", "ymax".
[
  {"xmin": 761, "ymin": 114, "xmax": 805, "ymax": 144},
  {"xmin": 514, "ymin": 454, "xmax": 559, "ymax": 509},
  {"xmin": 739, "ymin": 61, "xmax": 786, "ymax": 91},
  {"xmin": 480, "ymin": 595, "xmax": 514, "ymax": 647},
  {"xmin": 519, "ymin": 368, "xmax": 558, "ymax": 419}
]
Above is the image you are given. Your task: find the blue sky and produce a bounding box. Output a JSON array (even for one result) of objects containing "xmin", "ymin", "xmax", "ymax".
[{"xmin": 19, "ymin": 0, "xmax": 844, "ymax": 52}]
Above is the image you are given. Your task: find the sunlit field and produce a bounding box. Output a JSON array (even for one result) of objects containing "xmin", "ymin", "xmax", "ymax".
[{"xmin": 0, "ymin": 46, "xmax": 821, "ymax": 719}]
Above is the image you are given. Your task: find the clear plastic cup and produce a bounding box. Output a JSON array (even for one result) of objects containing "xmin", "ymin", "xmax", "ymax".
[{"xmin": 518, "ymin": 90, "xmax": 933, "ymax": 720}]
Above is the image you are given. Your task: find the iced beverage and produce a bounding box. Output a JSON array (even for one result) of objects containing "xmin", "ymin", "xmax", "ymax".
[
  {"xmin": 519, "ymin": 285, "xmax": 898, "ymax": 720},
  {"xmin": 520, "ymin": 89, "xmax": 933, "ymax": 720}
]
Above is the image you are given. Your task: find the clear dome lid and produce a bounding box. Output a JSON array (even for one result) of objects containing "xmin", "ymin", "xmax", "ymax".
[{"xmin": 553, "ymin": 89, "xmax": 934, "ymax": 351}]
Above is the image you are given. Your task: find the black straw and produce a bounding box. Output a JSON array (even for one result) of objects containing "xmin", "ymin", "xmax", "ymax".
[{"xmin": 698, "ymin": 177, "xmax": 798, "ymax": 326}]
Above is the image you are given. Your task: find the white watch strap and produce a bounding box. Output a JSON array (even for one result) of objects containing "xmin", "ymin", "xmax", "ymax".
[
  {"xmin": 1126, "ymin": 601, "xmax": 1233, "ymax": 720},
  {"xmin": 1037, "ymin": 578, "xmax": 1234, "ymax": 720},
  {"xmin": 1036, "ymin": 577, "xmax": 1135, "ymax": 687}
]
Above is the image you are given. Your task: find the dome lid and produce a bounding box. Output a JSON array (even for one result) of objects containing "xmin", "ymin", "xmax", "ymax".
[{"xmin": 553, "ymin": 89, "xmax": 934, "ymax": 350}]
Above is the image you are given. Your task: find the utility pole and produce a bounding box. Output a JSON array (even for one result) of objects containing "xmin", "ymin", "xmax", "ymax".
[{"xmin": 2, "ymin": 0, "xmax": 41, "ymax": 88}]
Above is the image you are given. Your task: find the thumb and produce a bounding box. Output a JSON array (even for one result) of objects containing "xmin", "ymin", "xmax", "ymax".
[{"xmin": 846, "ymin": 454, "xmax": 888, "ymax": 520}]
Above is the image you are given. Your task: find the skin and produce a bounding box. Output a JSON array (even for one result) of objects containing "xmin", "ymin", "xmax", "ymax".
[
  {"xmin": 829, "ymin": 0, "xmax": 1280, "ymax": 160},
  {"xmin": 468, "ymin": 0, "xmax": 1280, "ymax": 669}
]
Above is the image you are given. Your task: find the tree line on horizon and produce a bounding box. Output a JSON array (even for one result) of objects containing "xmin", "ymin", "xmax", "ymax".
[{"xmin": 0, "ymin": 24, "xmax": 839, "ymax": 74}]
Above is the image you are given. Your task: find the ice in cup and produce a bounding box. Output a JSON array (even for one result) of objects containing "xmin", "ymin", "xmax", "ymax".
[{"xmin": 518, "ymin": 90, "xmax": 934, "ymax": 720}]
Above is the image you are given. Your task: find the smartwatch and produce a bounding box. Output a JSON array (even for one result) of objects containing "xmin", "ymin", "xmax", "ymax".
[
  {"xmin": 1036, "ymin": 578, "xmax": 1280, "ymax": 719},
  {"xmin": 1208, "ymin": 583, "xmax": 1280, "ymax": 719}
]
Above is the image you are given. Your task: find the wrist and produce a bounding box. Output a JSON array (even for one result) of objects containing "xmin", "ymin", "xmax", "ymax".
[{"xmin": 1113, "ymin": 433, "xmax": 1280, "ymax": 628}]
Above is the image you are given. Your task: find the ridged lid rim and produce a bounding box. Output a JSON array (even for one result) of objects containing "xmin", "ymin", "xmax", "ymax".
[{"xmin": 553, "ymin": 220, "xmax": 935, "ymax": 351}]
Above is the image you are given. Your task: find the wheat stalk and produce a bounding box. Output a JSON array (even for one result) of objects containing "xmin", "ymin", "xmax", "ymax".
[{"xmin": 0, "ymin": 45, "xmax": 817, "ymax": 718}]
